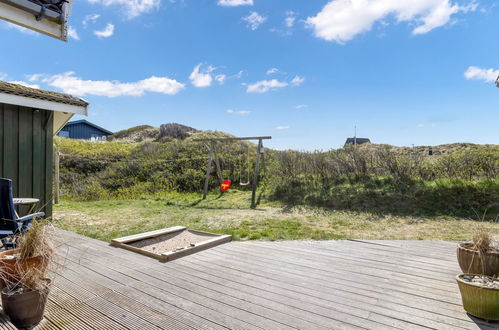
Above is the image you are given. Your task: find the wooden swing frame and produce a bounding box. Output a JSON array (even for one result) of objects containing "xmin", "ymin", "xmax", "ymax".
[{"xmin": 196, "ymin": 136, "xmax": 271, "ymax": 208}]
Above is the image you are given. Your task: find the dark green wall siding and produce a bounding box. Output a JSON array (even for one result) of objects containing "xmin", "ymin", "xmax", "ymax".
[{"xmin": 0, "ymin": 103, "xmax": 53, "ymax": 217}]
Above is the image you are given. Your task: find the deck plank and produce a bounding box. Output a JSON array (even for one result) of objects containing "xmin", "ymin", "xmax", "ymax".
[
  {"xmin": 201, "ymin": 245, "xmax": 467, "ymax": 316},
  {"xmin": 54, "ymin": 245, "xmax": 265, "ymax": 330},
  {"xmin": 56, "ymin": 265, "xmax": 195, "ymax": 330},
  {"xmin": 241, "ymin": 241, "xmax": 459, "ymax": 281},
  {"xmin": 211, "ymin": 243, "xmax": 461, "ymax": 297},
  {"xmin": 58, "ymin": 247, "xmax": 304, "ymax": 330},
  {"xmin": 56, "ymin": 236, "xmax": 379, "ymax": 329},
  {"xmin": 234, "ymin": 241, "xmax": 460, "ymax": 290},
  {"xmin": 5, "ymin": 229, "xmax": 492, "ymax": 330},
  {"xmin": 57, "ymin": 244, "xmax": 360, "ymax": 330},
  {"xmin": 179, "ymin": 251, "xmax": 475, "ymax": 329},
  {"xmin": 287, "ymin": 240, "xmax": 459, "ymax": 268},
  {"xmin": 59, "ymin": 261, "xmax": 220, "ymax": 330}
]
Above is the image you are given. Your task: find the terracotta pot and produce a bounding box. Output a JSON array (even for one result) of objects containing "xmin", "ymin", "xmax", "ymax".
[
  {"xmin": 456, "ymin": 274, "xmax": 499, "ymax": 321},
  {"xmin": 0, "ymin": 249, "xmax": 46, "ymax": 286},
  {"xmin": 1, "ymin": 279, "xmax": 51, "ymax": 329},
  {"xmin": 457, "ymin": 243, "xmax": 499, "ymax": 277}
]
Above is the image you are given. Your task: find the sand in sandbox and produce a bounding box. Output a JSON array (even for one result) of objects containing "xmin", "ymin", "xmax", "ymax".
[{"xmin": 128, "ymin": 230, "xmax": 218, "ymax": 254}]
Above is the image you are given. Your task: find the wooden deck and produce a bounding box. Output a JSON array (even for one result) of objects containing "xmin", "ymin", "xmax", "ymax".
[{"xmin": 1, "ymin": 230, "xmax": 498, "ymax": 329}]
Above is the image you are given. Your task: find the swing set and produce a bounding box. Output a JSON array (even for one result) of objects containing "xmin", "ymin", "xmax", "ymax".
[{"xmin": 196, "ymin": 136, "xmax": 272, "ymax": 208}]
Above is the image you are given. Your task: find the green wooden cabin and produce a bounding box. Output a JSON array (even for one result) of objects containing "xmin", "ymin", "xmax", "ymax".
[{"xmin": 0, "ymin": 81, "xmax": 89, "ymax": 217}]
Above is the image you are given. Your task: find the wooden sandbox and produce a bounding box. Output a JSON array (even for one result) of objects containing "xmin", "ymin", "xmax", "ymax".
[{"xmin": 111, "ymin": 226, "xmax": 232, "ymax": 261}]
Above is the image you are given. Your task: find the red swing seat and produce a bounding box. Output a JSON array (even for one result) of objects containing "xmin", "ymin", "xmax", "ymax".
[{"xmin": 220, "ymin": 180, "xmax": 232, "ymax": 191}]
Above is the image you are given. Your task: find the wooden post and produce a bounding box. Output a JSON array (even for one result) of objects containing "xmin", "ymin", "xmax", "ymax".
[
  {"xmin": 203, "ymin": 142, "xmax": 215, "ymax": 199},
  {"xmin": 261, "ymin": 144, "xmax": 267, "ymax": 177},
  {"xmin": 213, "ymin": 145, "xmax": 223, "ymax": 184},
  {"xmin": 251, "ymin": 138, "xmax": 263, "ymax": 208},
  {"xmin": 54, "ymin": 145, "xmax": 60, "ymax": 204}
]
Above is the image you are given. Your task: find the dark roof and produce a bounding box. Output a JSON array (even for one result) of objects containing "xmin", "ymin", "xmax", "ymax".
[
  {"xmin": 344, "ymin": 138, "xmax": 371, "ymax": 145},
  {"xmin": 0, "ymin": 81, "xmax": 89, "ymax": 107},
  {"xmin": 64, "ymin": 119, "xmax": 113, "ymax": 135}
]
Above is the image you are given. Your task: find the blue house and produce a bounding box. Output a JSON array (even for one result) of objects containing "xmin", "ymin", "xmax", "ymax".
[{"xmin": 58, "ymin": 119, "xmax": 113, "ymax": 140}]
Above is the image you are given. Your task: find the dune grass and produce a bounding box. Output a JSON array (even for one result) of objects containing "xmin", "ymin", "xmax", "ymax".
[{"xmin": 53, "ymin": 190, "xmax": 499, "ymax": 242}]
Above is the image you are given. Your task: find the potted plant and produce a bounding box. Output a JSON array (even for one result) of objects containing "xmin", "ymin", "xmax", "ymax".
[
  {"xmin": 456, "ymin": 231, "xmax": 499, "ymax": 321},
  {"xmin": 457, "ymin": 231, "xmax": 499, "ymax": 277},
  {"xmin": 0, "ymin": 248, "xmax": 46, "ymax": 287},
  {"xmin": 0, "ymin": 221, "xmax": 54, "ymax": 329},
  {"xmin": 456, "ymin": 274, "xmax": 499, "ymax": 321}
]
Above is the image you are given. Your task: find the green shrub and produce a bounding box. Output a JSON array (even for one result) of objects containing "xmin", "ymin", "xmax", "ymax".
[
  {"xmin": 267, "ymin": 176, "xmax": 498, "ymax": 218},
  {"xmin": 57, "ymin": 136, "xmax": 498, "ymax": 218}
]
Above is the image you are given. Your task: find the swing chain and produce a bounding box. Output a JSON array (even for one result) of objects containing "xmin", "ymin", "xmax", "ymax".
[{"xmin": 239, "ymin": 143, "xmax": 251, "ymax": 186}]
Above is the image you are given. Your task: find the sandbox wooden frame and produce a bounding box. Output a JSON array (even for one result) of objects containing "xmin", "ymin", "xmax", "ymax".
[{"xmin": 110, "ymin": 226, "xmax": 232, "ymax": 261}]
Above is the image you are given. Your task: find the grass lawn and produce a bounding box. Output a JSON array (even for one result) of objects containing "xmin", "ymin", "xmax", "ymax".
[{"xmin": 53, "ymin": 190, "xmax": 499, "ymax": 242}]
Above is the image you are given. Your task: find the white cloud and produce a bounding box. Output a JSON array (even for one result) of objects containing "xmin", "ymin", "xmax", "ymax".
[
  {"xmin": 86, "ymin": 0, "xmax": 160, "ymax": 18},
  {"xmin": 291, "ymin": 75, "xmax": 305, "ymax": 86},
  {"xmin": 94, "ymin": 23, "xmax": 114, "ymax": 38},
  {"xmin": 83, "ymin": 14, "xmax": 100, "ymax": 27},
  {"xmin": 276, "ymin": 125, "xmax": 290, "ymax": 130},
  {"xmin": 0, "ymin": 73, "xmax": 7, "ymax": 80},
  {"xmin": 247, "ymin": 79, "xmax": 288, "ymax": 93},
  {"xmin": 26, "ymin": 74, "xmax": 43, "ymax": 82},
  {"xmin": 306, "ymin": 0, "xmax": 478, "ymax": 43},
  {"xmin": 232, "ymin": 70, "xmax": 245, "ymax": 79},
  {"xmin": 34, "ymin": 71, "xmax": 184, "ymax": 97},
  {"xmin": 266, "ymin": 68, "xmax": 279, "ymax": 75},
  {"xmin": 285, "ymin": 10, "xmax": 296, "ymax": 27},
  {"xmin": 189, "ymin": 64, "xmax": 216, "ymax": 87},
  {"xmin": 295, "ymin": 104, "xmax": 309, "ymax": 109},
  {"xmin": 464, "ymin": 66, "xmax": 499, "ymax": 83},
  {"xmin": 218, "ymin": 0, "xmax": 253, "ymax": 6},
  {"xmin": 227, "ymin": 109, "xmax": 251, "ymax": 115},
  {"xmin": 271, "ymin": 11, "xmax": 297, "ymax": 36},
  {"xmin": 222, "ymin": 70, "xmax": 245, "ymax": 81},
  {"xmin": 68, "ymin": 26, "xmax": 80, "ymax": 40},
  {"xmin": 215, "ymin": 74, "xmax": 226, "ymax": 84},
  {"xmin": 417, "ymin": 123, "xmax": 437, "ymax": 128},
  {"xmin": 243, "ymin": 11, "xmax": 267, "ymax": 30},
  {"xmin": 8, "ymin": 81, "xmax": 40, "ymax": 89}
]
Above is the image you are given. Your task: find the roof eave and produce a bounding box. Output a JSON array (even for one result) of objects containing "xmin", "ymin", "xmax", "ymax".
[{"xmin": 0, "ymin": 92, "xmax": 88, "ymax": 116}]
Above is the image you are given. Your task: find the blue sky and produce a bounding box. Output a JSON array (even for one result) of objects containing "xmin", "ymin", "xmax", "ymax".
[{"xmin": 1, "ymin": 0, "xmax": 498, "ymax": 150}]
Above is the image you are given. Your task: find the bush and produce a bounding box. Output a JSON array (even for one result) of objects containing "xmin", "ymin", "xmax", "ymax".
[
  {"xmin": 159, "ymin": 123, "xmax": 197, "ymax": 140},
  {"xmin": 57, "ymin": 136, "xmax": 498, "ymax": 218},
  {"xmin": 267, "ymin": 176, "xmax": 498, "ymax": 218}
]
